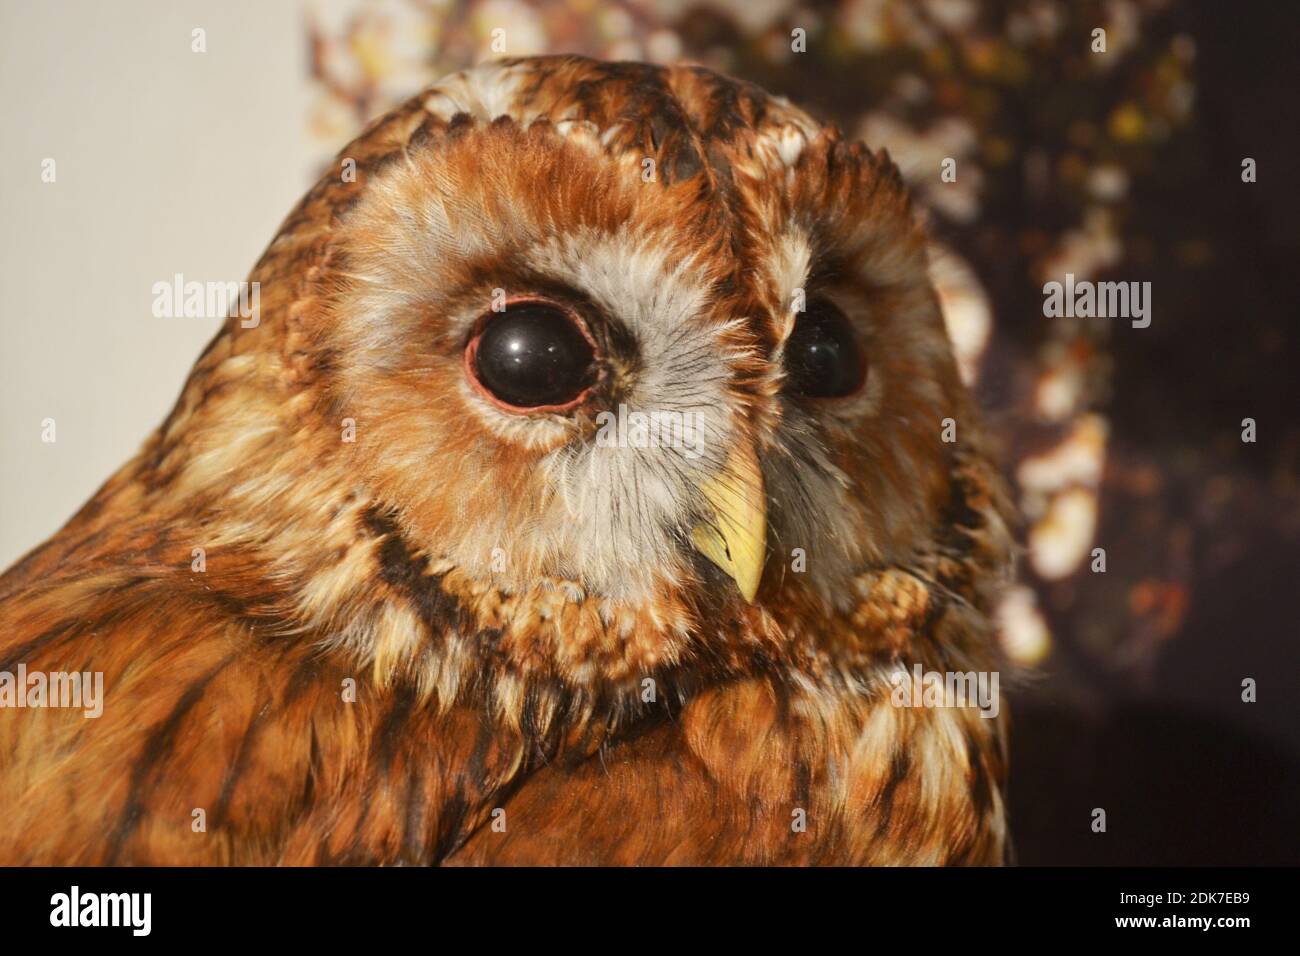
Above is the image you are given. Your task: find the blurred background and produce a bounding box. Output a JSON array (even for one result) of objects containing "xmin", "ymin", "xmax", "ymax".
[{"xmin": 2, "ymin": 0, "xmax": 1297, "ymax": 863}]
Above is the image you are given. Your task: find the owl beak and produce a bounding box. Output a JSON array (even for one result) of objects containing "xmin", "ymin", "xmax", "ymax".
[{"xmin": 690, "ymin": 440, "xmax": 767, "ymax": 603}]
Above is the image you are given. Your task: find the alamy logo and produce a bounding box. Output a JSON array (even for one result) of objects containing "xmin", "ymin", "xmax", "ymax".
[
  {"xmin": 888, "ymin": 664, "xmax": 1000, "ymax": 719},
  {"xmin": 0, "ymin": 664, "xmax": 103, "ymax": 718},
  {"xmin": 1042, "ymin": 272, "xmax": 1151, "ymax": 328},
  {"xmin": 151, "ymin": 273, "xmax": 260, "ymax": 327},
  {"xmin": 594, "ymin": 403, "xmax": 709, "ymax": 460},
  {"xmin": 50, "ymin": 886, "xmax": 151, "ymax": 936}
]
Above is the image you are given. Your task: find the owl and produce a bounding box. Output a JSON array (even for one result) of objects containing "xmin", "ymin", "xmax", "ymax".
[{"xmin": 0, "ymin": 55, "xmax": 1013, "ymax": 865}]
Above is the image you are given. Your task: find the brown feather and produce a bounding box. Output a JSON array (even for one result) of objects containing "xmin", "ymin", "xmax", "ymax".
[{"xmin": 0, "ymin": 55, "xmax": 1013, "ymax": 865}]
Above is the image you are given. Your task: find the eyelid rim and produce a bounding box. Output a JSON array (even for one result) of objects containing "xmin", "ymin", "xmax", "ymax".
[{"xmin": 463, "ymin": 296, "xmax": 602, "ymax": 414}]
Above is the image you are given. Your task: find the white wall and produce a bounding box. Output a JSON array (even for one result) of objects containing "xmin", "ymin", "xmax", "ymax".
[{"xmin": 0, "ymin": 1, "xmax": 318, "ymax": 568}]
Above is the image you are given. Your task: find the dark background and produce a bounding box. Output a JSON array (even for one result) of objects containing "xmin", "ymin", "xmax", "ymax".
[{"xmin": 1001, "ymin": 0, "xmax": 1300, "ymax": 866}]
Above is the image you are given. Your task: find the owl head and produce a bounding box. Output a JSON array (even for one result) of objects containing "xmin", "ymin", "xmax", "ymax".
[{"xmin": 147, "ymin": 56, "xmax": 1011, "ymax": 691}]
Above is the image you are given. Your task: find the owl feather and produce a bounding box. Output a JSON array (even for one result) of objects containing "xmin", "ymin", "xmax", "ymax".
[{"xmin": 0, "ymin": 56, "xmax": 1013, "ymax": 865}]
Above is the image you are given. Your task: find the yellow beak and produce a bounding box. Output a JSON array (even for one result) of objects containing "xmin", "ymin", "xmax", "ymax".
[{"xmin": 690, "ymin": 440, "xmax": 767, "ymax": 602}]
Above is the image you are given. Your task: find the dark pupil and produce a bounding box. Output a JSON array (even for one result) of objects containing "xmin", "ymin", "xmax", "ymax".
[
  {"xmin": 784, "ymin": 302, "xmax": 866, "ymax": 398},
  {"xmin": 474, "ymin": 306, "xmax": 595, "ymax": 408}
]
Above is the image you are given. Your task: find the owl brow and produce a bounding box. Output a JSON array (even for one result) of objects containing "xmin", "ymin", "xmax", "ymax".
[
  {"xmin": 805, "ymin": 252, "xmax": 854, "ymax": 287},
  {"xmin": 453, "ymin": 267, "xmax": 629, "ymax": 341}
]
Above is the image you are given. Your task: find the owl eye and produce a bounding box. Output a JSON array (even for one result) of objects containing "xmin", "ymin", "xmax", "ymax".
[
  {"xmin": 467, "ymin": 303, "xmax": 597, "ymax": 410},
  {"xmin": 783, "ymin": 299, "xmax": 867, "ymax": 398}
]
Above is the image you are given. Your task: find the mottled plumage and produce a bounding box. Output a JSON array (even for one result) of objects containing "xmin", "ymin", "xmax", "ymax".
[{"xmin": 0, "ymin": 55, "xmax": 1013, "ymax": 865}]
